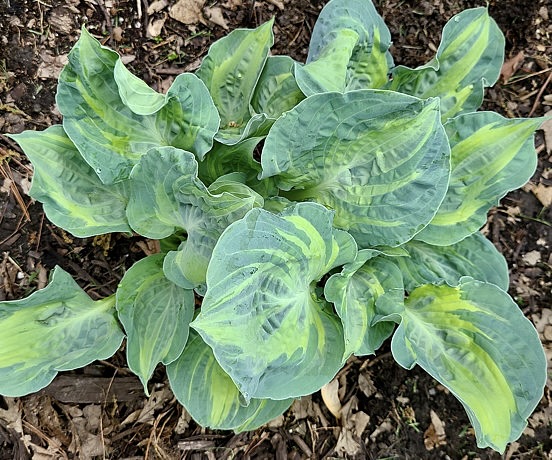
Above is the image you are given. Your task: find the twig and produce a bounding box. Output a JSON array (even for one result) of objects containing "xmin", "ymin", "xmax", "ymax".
[
  {"xmin": 528, "ymin": 70, "xmax": 552, "ymax": 118},
  {"xmin": 505, "ymin": 67, "xmax": 552, "ymax": 85},
  {"xmin": 35, "ymin": 212, "xmax": 44, "ymax": 253},
  {"xmin": 0, "ymin": 161, "xmax": 30, "ymax": 221},
  {"xmin": 97, "ymin": 0, "xmax": 114, "ymax": 45}
]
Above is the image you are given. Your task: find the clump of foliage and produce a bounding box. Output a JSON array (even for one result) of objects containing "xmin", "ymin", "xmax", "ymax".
[{"xmin": 0, "ymin": 0, "xmax": 547, "ymax": 452}]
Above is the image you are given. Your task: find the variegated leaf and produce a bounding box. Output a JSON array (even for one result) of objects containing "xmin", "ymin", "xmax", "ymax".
[
  {"xmin": 300, "ymin": 0, "xmax": 393, "ymax": 93},
  {"xmin": 191, "ymin": 202, "xmax": 357, "ymax": 401},
  {"xmin": 126, "ymin": 147, "xmax": 263, "ymax": 288},
  {"xmin": 251, "ymin": 55, "xmax": 305, "ymax": 119},
  {"xmin": 416, "ymin": 112, "xmax": 542, "ymax": 245},
  {"xmin": 196, "ymin": 20, "xmax": 274, "ymax": 145},
  {"xmin": 116, "ymin": 254, "xmax": 195, "ymax": 392},
  {"xmin": 325, "ymin": 250, "xmax": 402, "ymax": 358},
  {"xmin": 57, "ymin": 28, "xmax": 219, "ymax": 183},
  {"xmin": 392, "ymin": 279, "xmax": 546, "ymax": 452},
  {"xmin": 0, "ymin": 267, "xmax": 124, "ymax": 396},
  {"xmin": 397, "ymin": 232, "xmax": 509, "ymax": 291},
  {"xmin": 8, "ymin": 125, "xmax": 131, "ymax": 237},
  {"xmin": 167, "ymin": 330, "xmax": 293, "ymax": 431},
  {"xmin": 260, "ymin": 90, "xmax": 450, "ymax": 247},
  {"xmin": 388, "ymin": 8, "xmax": 504, "ymax": 121}
]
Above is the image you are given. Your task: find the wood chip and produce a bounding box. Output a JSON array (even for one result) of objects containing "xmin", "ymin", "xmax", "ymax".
[{"xmin": 40, "ymin": 375, "xmax": 144, "ymax": 404}]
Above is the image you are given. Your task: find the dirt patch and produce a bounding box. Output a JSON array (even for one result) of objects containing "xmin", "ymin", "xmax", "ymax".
[{"xmin": 0, "ymin": 0, "xmax": 551, "ymax": 458}]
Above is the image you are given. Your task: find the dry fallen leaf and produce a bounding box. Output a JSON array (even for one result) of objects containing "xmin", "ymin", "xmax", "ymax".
[
  {"xmin": 37, "ymin": 51, "xmax": 69, "ymax": 80},
  {"xmin": 424, "ymin": 410, "xmax": 446, "ymax": 450},
  {"xmin": 204, "ymin": 6, "xmax": 229, "ymax": 29},
  {"xmin": 267, "ymin": 0, "xmax": 285, "ymax": 9},
  {"xmin": 525, "ymin": 181, "xmax": 552, "ymax": 207},
  {"xmin": 321, "ymin": 377, "xmax": 342, "ymax": 419},
  {"xmin": 358, "ymin": 371, "xmax": 377, "ymax": 398},
  {"xmin": 522, "ymin": 250, "xmax": 542, "ymax": 266},
  {"xmin": 148, "ymin": 16, "xmax": 167, "ymax": 37},
  {"xmin": 500, "ymin": 51, "xmax": 524, "ymax": 83},
  {"xmin": 290, "ymin": 395, "xmax": 317, "ymax": 421},
  {"xmin": 542, "ymin": 118, "xmax": 552, "ymax": 155},
  {"xmin": 222, "ymin": 0, "xmax": 243, "ymax": 9},
  {"xmin": 334, "ymin": 396, "xmax": 370, "ymax": 457},
  {"xmin": 370, "ymin": 419, "xmax": 394, "ymax": 442},
  {"xmin": 147, "ymin": 0, "xmax": 169, "ymax": 14},
  {"xmin": 169, "ymin": 0, "xmax": 205, "ymax": 25}
]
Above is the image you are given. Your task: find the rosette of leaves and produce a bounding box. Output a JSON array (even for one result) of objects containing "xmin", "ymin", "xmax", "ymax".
[{"xmin": 0, "ymin": 0, "xmax": 547, "ymax": 451}]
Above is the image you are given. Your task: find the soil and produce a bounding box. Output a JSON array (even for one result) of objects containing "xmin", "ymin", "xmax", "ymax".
[{"xmin": 0, "ymin": 0, "xmax": 551, "ymax": 459}]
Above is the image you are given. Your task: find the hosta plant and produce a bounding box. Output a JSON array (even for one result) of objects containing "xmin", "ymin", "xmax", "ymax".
[{"xmin": 0, "ymin": 0, "xmax": 547, "ymax": 453}]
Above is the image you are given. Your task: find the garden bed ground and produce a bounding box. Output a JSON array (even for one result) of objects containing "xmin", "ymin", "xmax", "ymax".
[{"xmin": 0, "ymin": 0, "xmax": 551, "ymax": 458}]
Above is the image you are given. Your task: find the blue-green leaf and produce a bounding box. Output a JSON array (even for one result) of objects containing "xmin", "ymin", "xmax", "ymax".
[
  {"xmin": 325, "ymin": 250, "xmax": 402, "ymax": 358},
  {"xmin": 57, "ymin": 28, "xmax": 219, "ymax": 183},
  {"xmin": 196, "ymin": 20, "xmax": 274, "ymax": 145},
  {"xmin": 260, "ymin": 90, "xmax": 450, "ymax": 247},
  {"xmin": 8, "ymin": 125, "xmax": 131, "ymax": 237},
  {"xmin": 126, "ymin": 147, "xmax": 262, "ymax": 288},
  {"xmin": 301, "ymin": 0, "xmax": 393, "ymax": 93},
  {"xmin": 0, "ymin": 267, "xmax": 124, "ymax": 396},
  {"xmin": 251, "ymin": 55, "xmax": 305, "ymax": 118},
  {"xmin": 388, "ymin": 8, "xmax": 504, "ymax": 121},
  {"xmin": 295, "ymin": 28, "xmax": 360, "ymax": 95},
  {"xmin": 397, "ymin": 232, "xmax": 509, "ymax": 291},
  {"xmin": 391, "ymin": 279, "xmax": 546, "ymax": 452},
  {"xmin": 116, "ymin": 254, "xmax": 195, "ymax": 393},
  {"xmin": 191, "ymin": 202, "xmax": 357, "ymax": 401},
  {"xmin": 167, "ymin": 330, "xmax": 293, "ymax": 431},
  {"xmin": 416, "ymin": 112, "xmax": 542, "ymax": 245}
]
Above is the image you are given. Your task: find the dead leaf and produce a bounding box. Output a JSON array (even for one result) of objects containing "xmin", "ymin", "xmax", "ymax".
[
  {"xmin": 169, "ymin": 0, "xmax": 205, "ymax": 25},
  {"xmin": 321, "ymin": 378, "xmax": 341, "ymax": 420},
  {"xmin": 121, "ymin": 387, "xmax": 173, "ymax": 426},
  {"xmin": 112, "ymin": 26, "xmax": 124, "ymax": 42},
  {"xmin": 334, "ymin": 429, "xmax": 361, "ymax": 456},
  {"xmin": 266, "ymin": 414, "xmax": 285, "ymax": 428},
  {"xmin": 542, "ymin": 118, "xmax": 552, "ymax": 155},
  {"xmin": 526, "ymin": 181, "xmax": 552, "ymax": 207},
  {"xmin": 37, "ymin": 51, "xmax": 68, "ymax": 80},
  {"xmin": 204, "ymin": 6, "xmax": 229, "ymax": 29},
  {"xmin": 222, "ymin": 0, "xmax": 243, "ymax": 9},
  {"xmin": 290, "ymin": 396, "xmax": 317, "ymax": 421},
  {"xmin": 334, "ymin": 396, "xmax": 369, "ymax": 457},
  {"xmin": 358, "ymin": 370, "xmax": 377, "ymax": 398},
  {"xmin": 424, "ymin": 410, "xmax": 446, "ymax": 450},
  {"xmin": 147, "ymin": 0, "xmax": 169, "ymax": 14},
  {"xmin": 267, "ymin": 0, "xmax": 285, "ymax": 9},
  {"xmin": 148, "ymin": 16, "xmax": 167, "ymax": 37},
  {"xmin": 500, "ymin": 51, "xmax": 524, "ymax": 83},
  {"xmin": 370, "ymin": 419, "xmax": 393, "ymax": 442},
  {"xmin": 48, "ymin": 6, "xmax": 77, "ymax": 35},
  {"xmin": 531, "ymin": 308, "xmax": 552, "ymax": 334},
  {"xmin": 522, "ymin": 250, "xmax": 541, "ymax": 266},
  {"xmin": 175, "ymin": 409, "xmax": 192, "ymax": 434}
]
